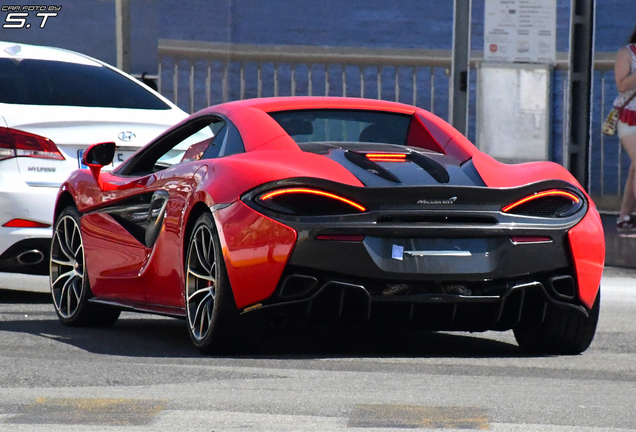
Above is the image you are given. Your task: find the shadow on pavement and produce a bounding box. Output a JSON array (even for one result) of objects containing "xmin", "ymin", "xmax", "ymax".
[
  {"xmin": 1, "ymin": 289, "xmax": 51, "ymax": 304},
  {"xmin": 243, "ymin": 328, "xmax": 524, "ymax": 359},
  {"xmin": 1, "ymin": 300, "xmax": 524, "ymax": 360}
]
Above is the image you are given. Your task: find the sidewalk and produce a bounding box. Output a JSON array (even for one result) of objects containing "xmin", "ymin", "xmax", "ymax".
[{"xmin": 602, "ymin": 213, "xmax": 636, "ymax": 269}]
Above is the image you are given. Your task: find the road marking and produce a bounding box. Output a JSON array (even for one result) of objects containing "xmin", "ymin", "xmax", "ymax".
[
  {"xmin": 347, "ymin": 404, "xmax": 489, "ymax": 429},
  {"xmin": 7, "ymin": 398, "xmax": 166, "ymax": 426}
]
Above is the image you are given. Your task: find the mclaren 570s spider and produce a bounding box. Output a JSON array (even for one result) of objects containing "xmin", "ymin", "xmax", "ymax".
[{"xmin": 49, "ymin": 97, "xmax": 604, "ymax": 354}]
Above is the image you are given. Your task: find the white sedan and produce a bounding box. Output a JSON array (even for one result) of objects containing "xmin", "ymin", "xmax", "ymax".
[{"xmin": 0, "ymin": 41, "xmax": 187, "ymax": 277}]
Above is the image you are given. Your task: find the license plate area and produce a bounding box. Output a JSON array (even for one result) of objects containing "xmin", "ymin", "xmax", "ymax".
[{"xmin": 364, "ymin": 237, "xmax": 497, "ymax": 274}]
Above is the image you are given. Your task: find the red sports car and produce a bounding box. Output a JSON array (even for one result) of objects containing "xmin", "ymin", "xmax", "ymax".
[{"xmin": 50, "ymin": 97, "xmax": 604, "ymax": 354}]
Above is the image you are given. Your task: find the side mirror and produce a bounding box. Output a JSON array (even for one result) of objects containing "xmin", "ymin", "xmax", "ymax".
[
  {"xmin": 83, "ymin": 141, "xmax": 116, "ymax": 166},
  {"xmin": 82, "ymin": 142, "xmax": 116, "ymax": 185}
]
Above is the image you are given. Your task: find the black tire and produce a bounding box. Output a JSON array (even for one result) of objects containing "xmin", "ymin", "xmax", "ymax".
[
  {"xmin": 513, "ymin": 288, "xmax": 600, "ymax": 355},
  {"xmin": 50, "ymin": 206, "xmax": 120, "ymax": 327},
  {"xmin": 185, "ymin": 212, "xmax": 239, "ymax": 354}
]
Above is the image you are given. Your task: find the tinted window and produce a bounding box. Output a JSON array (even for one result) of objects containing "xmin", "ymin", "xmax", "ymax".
[
  {"xmin": 0, "ymin": 58, "xmax": 170, "ymax": 109},
  {"xmin": 269, "ymin": 109, "xmax": 411, "ymax": 145},
  {"xmin": 118, "ymin": 116, "xmax": 245, "ymax": 176},
  {"xmin": 201, "ymin": 118, "xmax": 245, "ymax": 159}
]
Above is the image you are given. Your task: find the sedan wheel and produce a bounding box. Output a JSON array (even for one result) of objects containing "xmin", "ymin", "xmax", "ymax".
[
  {"xmin": 185, "ymin": 212, "xmax": 237, "ymax": 353},
  {"xmin": 50, "ymin": 206, "xmax": 120, "ymax": 326}
]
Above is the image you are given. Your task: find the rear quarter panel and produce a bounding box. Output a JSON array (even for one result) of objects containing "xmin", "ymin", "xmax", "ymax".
[{"xmin": 472, "ymin": 151, "xmax": 604, "ymax": 309}]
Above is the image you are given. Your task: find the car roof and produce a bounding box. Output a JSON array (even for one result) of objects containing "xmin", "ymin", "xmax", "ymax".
[
  {"xmin": 209, "ymin": 96, "xmax": 421, "ymax": 115},
  {"xmin": 0, "ymin": 41, "xmax": 101, "ymax": 66},
  {"xmin": 198, "ymin": 96, "xmax": 426, "ymax": 155}
]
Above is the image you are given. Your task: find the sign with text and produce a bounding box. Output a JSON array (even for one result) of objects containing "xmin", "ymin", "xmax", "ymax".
[{"xmin": 484, "ymin": 0, "xmax": 556, "ymax": 64}]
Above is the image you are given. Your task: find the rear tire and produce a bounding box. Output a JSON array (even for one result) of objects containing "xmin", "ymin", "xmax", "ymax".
[
  {"xmin": 513, "ymin": 288, "xmax": 600, "ymax": 355},
  {"xmin": 185, "ymin": 212, "xmax": 238, "ymax": 354},
  {"xmin": 50, "ymin": 206, "xmax": 120, "ymax": 327}
]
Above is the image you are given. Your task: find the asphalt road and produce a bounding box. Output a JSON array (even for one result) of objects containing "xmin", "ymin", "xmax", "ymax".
[{"xmin": 0, "ymin": 268, "xmax": 635, "ymax": 431}]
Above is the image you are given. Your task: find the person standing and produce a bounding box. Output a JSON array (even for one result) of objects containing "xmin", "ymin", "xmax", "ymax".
[{"xmin": 615, "ymin": 24, "xmax": 636, "ymax": 232}]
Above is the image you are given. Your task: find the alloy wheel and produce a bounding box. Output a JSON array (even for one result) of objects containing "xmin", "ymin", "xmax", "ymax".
[
  {"xmin": 50, "ymin": 214, "xmax": 85, "ymax": 319},
  {"xmin": 186, "ymin": 223, "xmax": 217, "ymax": 342}
]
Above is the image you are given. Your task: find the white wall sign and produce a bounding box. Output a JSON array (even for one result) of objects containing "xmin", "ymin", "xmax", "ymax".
[{"xmin": 484, "ymin": 0, "xmax": 556, "ymax": 64}]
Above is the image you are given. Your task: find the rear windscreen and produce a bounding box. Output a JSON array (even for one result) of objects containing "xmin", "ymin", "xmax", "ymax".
[
  {"xmin": 269, "ymin": 109, "xmax": 412, "ymax": 145},
  {"xmin": 0, "ymin": 58, "xmax": 170, "ymax": 109}
]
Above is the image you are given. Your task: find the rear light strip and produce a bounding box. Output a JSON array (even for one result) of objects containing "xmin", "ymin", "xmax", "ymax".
[
  {"xmin": 260, "ymin": 188, "xmax": 366, "ymax": 212},
  {"xmin": 501, "ymin": 189, "xmax": 580, "ymax": 213}
]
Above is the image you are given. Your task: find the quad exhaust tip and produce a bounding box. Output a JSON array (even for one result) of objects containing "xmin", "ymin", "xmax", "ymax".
[
  {"xmin": 547, "ymin": 275, "xmax": 576, "ymax": 300},
  {"xmin": 279, "ymin": 275, "xmax": 318, "ymax": 299}
]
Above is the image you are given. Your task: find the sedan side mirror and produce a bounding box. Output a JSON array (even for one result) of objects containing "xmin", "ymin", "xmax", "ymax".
[{"xmin": 82, "ymin": 142, "xmax": 116, "ymax": 185}]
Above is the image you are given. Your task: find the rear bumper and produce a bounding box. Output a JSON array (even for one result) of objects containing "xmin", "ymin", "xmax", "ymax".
[
  {"xmin": 243, "ymin": 276, "xmax": 586, "ymax": 332},
  {"xmin": 229, "ymin": 177, "xmax": 604, "ymax": 331},
  {"xmin": 287, "ymin": 232, "xmax": 571, "ymax": 282},
  {"xmin": 241, "ymin": 229, "xmax": 585, "ymax": 332},
  {"xmin": 0, "ymin": 181, "xmax": 56, "ymax": 273},
  {"xmin": 236, "ymin": 199, "xmax": 595, "ymax": 332}
]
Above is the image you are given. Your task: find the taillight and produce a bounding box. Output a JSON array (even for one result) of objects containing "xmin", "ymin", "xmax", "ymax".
[
  {"xmin": 0, "ymin": 128, "xmax": 14, "ymax": 160},
  {"xmin": 0, "ymin": 127, "xmax": 65, "ymax": 161},
  {"xmin": 258, "ymin": 187, "xmax": 366, "ymax": 215},
  {"xmin": 502, "ymin": 189, "xmax": 582, "ymax": 217}
]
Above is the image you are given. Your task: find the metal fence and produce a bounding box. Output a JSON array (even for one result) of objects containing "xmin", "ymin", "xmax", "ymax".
[
  {"xmin": 593, "ymin": 55, "xmax": 626, "ymax": 211},
  {"xmin": 157, "ymin": 39, "xmax": 622, "ymax": 211}
]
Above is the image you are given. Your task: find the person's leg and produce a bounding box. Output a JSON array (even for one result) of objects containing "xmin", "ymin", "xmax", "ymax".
[{"xmin": 619, "ymin": 163, "xmax": 636, "ymax": 218}]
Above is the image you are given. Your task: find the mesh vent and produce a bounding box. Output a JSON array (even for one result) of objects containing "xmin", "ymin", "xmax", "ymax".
[{"xmin": 506, "ymin": 196, "xmax": 576, "ymax": 217}]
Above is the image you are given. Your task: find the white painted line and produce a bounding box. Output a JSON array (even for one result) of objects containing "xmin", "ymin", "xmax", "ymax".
[{"xmin": 0, "ymin": 272, "xmax": 49, "ymax": 293}]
